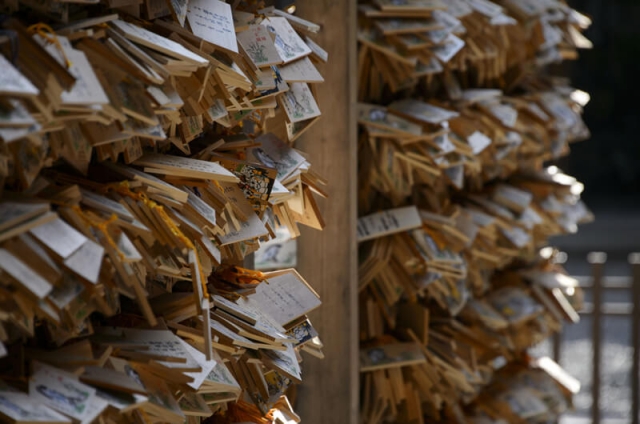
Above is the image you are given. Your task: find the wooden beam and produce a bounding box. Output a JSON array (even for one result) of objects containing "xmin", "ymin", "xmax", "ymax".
[
  {"xmin": 589, "ymin": 252, "xmax": 607, "ymax": 424},
  {"xmin": 294, "ymin": 0, "xmax": 358, "ymax": 423}
]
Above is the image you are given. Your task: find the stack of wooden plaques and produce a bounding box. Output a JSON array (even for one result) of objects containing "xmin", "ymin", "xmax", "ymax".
[
  {"xmin": 357, "ymin": 1, "xmax": 593, "ymax": 423},
  {"xmin": 357, "ymin": 0, "xmax": 593, "ymax": 99},
  {"xmin": 358, "ymin": 82, "xmax": 591, "ymax": 209},
  {"xmin": 358, "ymin": 134, "xmax": 590, "ymax": 424},
  {"xmin": 0, "ymin": 1, "xmax": 328, "ymax": 423}
]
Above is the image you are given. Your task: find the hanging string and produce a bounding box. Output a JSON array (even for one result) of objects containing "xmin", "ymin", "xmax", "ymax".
[
  {"xmin": 71, "ymin": 205, "xmax": 125, "ymax": 261},
  {"xmin": 423, "ymin": 225, "xmax": 447, "ymax": 250},
  {"xmin": 27, "ymin": 23, "xmax": 72, "ymax": 68},
  {"xmin": 104, "ymin": 181, "xmax": 210, "ymax": 299}
]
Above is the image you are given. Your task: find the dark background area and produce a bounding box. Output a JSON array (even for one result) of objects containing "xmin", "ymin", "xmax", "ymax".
[
  {"xmin": 559, "ymin": 0, "xmax": 640, "ymax": 206},
  {"xmin": 549, "ymin": 4, "xmax": 640, "ymax": 420}
]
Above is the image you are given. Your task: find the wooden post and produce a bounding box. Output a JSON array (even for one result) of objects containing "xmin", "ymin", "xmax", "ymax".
[
  {"xmin": 552, "ymin": 251, "xmax": 565, "ymax": 364},
  {"xmin": 294, "ymin": 1, "xmax": 359, "ymax": 423},
  {"xmin": 552, "ymin": 331, "xmax": 561, "ymax": 364},
  {"xmin": 629, "ymin": 253, "xmax": 640, "ymax": 424},
  {"xmin": 589, "ymin": 252, "xmax": 606, "ymax": 424}
]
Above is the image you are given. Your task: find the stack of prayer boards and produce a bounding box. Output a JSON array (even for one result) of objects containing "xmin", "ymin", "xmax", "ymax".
[
  {"xmin": 357, "ymin": 0, "xmax": 593, "ymax": 423},
  {"xmin": 358, "ymin": 0, "xmax": 593, "ymax": 98},
  {"xmin": 0, "ymin": 1, "xmax": 328, "ymax": 423}
]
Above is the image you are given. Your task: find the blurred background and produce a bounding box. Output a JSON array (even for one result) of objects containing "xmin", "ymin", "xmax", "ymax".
[{"xmin": 536, "ymin": 1, "xmax": 640, "ymax": 422}]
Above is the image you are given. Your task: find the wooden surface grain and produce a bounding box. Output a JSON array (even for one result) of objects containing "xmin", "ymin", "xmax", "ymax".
[{"xmin": 292, "ymin": 1, "xmax": 358, "ymax": 423}]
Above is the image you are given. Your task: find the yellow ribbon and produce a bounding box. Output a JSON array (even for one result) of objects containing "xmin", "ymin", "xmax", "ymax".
[
  {"xmin": 71, "ymin": 205, "xmax": 124, "ymax": 261},
  {"xmin": 105, "ymin": 181, "xmax": 210, "ymax": 298},
  {"xmin": 27, "ymin": 23, "xmax": 72, "ymax": 68}
]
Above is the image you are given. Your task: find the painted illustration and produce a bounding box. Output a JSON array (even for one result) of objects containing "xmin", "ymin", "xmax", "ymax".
[
  {"xmin": 36, "ymin": 384, "xmax": 88, "ymax": 415},
  {"xmin": 245, "ymin": 41, "xmax": 269, "ymax": 64}
]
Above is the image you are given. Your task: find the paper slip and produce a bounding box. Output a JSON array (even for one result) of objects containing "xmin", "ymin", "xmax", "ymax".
[
  {"xmin": 134, "ymin": 153, "xmax": 239, "ymax": 182},
  {"xmin": 467, "ymin": 131, "xmax": 492, "ymax": 154},
  {"xmin": 416, "ymin": 57, "xmax": 443, "ymax": 75},
  {"xmin": 120, "ymin": 328, "xmax": 200, "ymax": 370},
  {"xmin": 63, "ymin": 239, "xmax": 105, "ymax": 284},
  {"xmin": 203, "ymin": 351, "xmax": 240, "ymax": 391},
  {"xmin": 242, "ymin": 269, "xmax": 320, "ymax": 326},
  {"xmin": 0, "ymin": 202, "xmax": 49, "ymax": 233},
  {"xmin": 187, "ymin": 0, "xmax": 238, "ymax": 53},
  {"xmin": 375, "ymin": 18, "xmax": 441, "ymax": 35},
  {"xmin": 261, "ymin": 343, "xmax": 301, "ymax": 382},
  {"xmin": 111, "ymin": 19, "xmax": 208, "ymax": 66},
  {"xmin": 467, "ymin": 0, "xmax": 504, "ymax": 17},
  {"xmin": 261, "ymin": 17, "xmax": 311, "ymax": 64},
  {"xmin": 187, "ymin": 192, "xmax": 217, "ymax": 227},
  {"xmin": 251, "ymin": 133, "xmax": 306, "ymax": 181},
  {"xmin": 374, "ymin": 0, "xmax": 446, "ymax": 11},
  {"xmin": 178, "ymin": 338, "xmax": 218, "ymax": 390},
  {"xmin": 389, "ymin": 99, "xmax": 459, "ymax": 124},
  {"xmin": 493, "ymin": 184, "xmax": 533, "ymax": 209},
  {"xmin": 446, "ymin": 0, "xmax": 473, "ymax": 17},
  {"xmin": 255, "ymin": 227, "xmax": 297, "ymax": 270},
  {"xmin": 0, "ymin": 392, "xmax": 71, "ymax": 423},
  {"xmin": 80, "ymin": 367, "xmax": 146, "ymax": 395},
  {"xmin": 0, "ymin": 248, "xmax": 52, "ymax": 298},
  {"xmin": 213, "ymin": 295, "xmax": 259, "ymax": 325},
  {"xmin": 443, "ymin": 164, "xmax": 464, "ymax": 189},
  {"xmin": 359, "ymin": 103, "xmax": 422, "ymax": 136},
  {"xmin": 217, "ymin": 182, "xmax": 268, "ymax": 245},
  {"xmin": 461, "ymin": 89, "xmax": 503, "ymax": 102},
  {"xmin": 79, "ymin": 396, "xmax": 108, "ymax": 424},
  {"xmin": 80, "ymin": 189, "xmax": 135, "ymax": 221},
  {"xmin": 485, "ymin": 103, "xmax": 519, "ymax": 127},
  {"xmin": 170, "ymin": 0, "xmax": 188, "ymax": 26},
  {"xmin": 237, "ymin": 25, "xmax": 282, "ymax": 67},
  {"xmin": 432, "ymin": 10, "xmax": 462, "ymax": 33},
  {"xmin": 42, "ymin": 43, "xmax": 109, "ymax": 106},
  {"xmin": 431, "ymin": 33, "xmax": 465, "ymax": 63},
  {"xmin": 433, "ymin": 133, "xmax": 456, "ymax": 154},
  {"xmin": 207, "ymin": 98, "xmax": 229, "ymax": 122},
  {"xmin": 423, "ymin": 28, "xmax": 449, "ymax": 44},
  {"xmin": 278, "ymin": 57, "xmax": 324, "ymax": 83},
  {"xmin": 360, "ymin": 343, "xmax": 426, "ymax": 372},
  {"xmin": 29, "ymin": 363, "xmax": 97, "ymax": 421},
  {"xmin": 501, "ymin": 226, "xmax": 531, "ymax": 248},
  {"xmin": 357, "ymin": 206, "xmax": 422, "ymax": 242},
  {"xmin": 30, "ymin": 218, "xmax": 88, "ymax": 259},
  {"xmin": 490, "ymin": 13, "xmax": 517, "ymax": 26},
  {"xmin": 0, "ymin": 100, "xmax": 37, "ymax": 128},
  {"xmin": 540, "ymin": 93, "xmax": 579, "ymax": 130},
  {"xmin": 49, "ymin": 273, "xmax": 85, "ymax": 311},
  {"xmin": 130, "ymin": 368, "xmax": 184, "ymax": 421},
  {"xmin": 0, "ymin": 123, "xmax": 40, "ymax": 144},
  {"xmin": 233, "ymin": 9, "xmax": 258, "ymax": 28},
  {"xmin": 0, "ymin": 55, "xmax": 39, "ymax": 97},
  {"xmin": 208, "ymin": 319, "xmax": 254, "ymax": 346},
  {"xmin": 305, "ymin": 36, "xmax": 328, "ymax": 62},
  {"xmin": 178, "ymin": 393, "xmax": 210, "ymax": 416},
  {"xmin": 280, "ymin": 82, "xmax": 321, "ymax": 123},
  {"xmin": 101, "ymin": 162, "xmax": 189, "ymax": 203}
]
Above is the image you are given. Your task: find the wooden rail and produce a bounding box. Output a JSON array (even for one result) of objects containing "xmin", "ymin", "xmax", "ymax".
[{"xmin": 552, "ymin": 252, "xmax": 640, "ymax": 424}]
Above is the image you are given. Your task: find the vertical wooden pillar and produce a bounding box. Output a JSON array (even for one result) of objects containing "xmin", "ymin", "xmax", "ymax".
[
  {"xmin": 294, "ymin": 1, "xmax": 358, "ymax": 423},
  {"xmin": 589, "ymin": 252, "xmax": 606, "ymax": 424}
]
